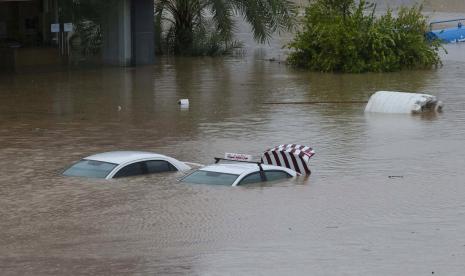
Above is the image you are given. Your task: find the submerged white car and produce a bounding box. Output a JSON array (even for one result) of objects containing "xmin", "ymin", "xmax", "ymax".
[
  {"xmin": 181, "ymin": 144, "xmax": 315, "ymax": 186},
  {"xmin": 180, "ymin": 161, "xmax": 297, "ymax": 186},
  {"xmin": 63, "ymin": 151, "xmax": 191, "ymax": 179}
]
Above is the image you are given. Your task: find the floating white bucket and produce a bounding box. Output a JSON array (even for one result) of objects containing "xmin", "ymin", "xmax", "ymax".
[
  {"xmin": 178, "ymin": 99, "xmax": 189, "ymax": 108},
  {"xmin": 178, "ymin": 99, "xmax": 189, "ymax": 105},
  {"xmin": 364, "ymin": 91, "xmax": 443, "ymax": 114}
]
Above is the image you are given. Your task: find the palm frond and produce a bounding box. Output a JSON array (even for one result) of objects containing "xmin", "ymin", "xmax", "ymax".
[{"xmin": 154, "ymin": 0, "xmax": 297, "ymax": 55}]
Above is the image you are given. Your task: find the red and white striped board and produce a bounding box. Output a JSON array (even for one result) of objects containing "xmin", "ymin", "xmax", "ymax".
[{"xmin": 261, "ymin": 144, "xmax": 315, "ymax": 175}]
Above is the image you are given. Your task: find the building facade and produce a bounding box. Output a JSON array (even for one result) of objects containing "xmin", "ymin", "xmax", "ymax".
[{"xmin": 0, "ymin": 0, "xmax": 155, "ymax": 72}]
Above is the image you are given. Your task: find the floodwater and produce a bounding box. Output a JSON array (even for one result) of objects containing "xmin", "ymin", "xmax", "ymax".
[{"xmin": 2, "ymin": 14, "xmax": 465, "ymax": 276}]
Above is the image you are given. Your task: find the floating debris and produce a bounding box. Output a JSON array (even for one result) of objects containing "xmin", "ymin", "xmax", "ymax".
[
  {"xmin": 427, "ymin": 18, "xmax": 465, "ymax": 43},
  {"xmin": 262, "ymin": 144, "xmax": 315, "ymax": 175},
  {"xmin": 365, "ymin": 91, "xmax": 443, "ymax": 114},
  {"xmin": 178, "ymin": 99, "xmax": 189, "ymax": 109},
  {"xmin": 178, "ymin": 99, "xmax": 189, "ymax": 105}
]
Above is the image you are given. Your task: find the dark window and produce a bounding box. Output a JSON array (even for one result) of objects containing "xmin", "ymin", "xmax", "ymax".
[
  {"xmin": 238, "ymin": 172, "xmax": 263, "ymax": 185},
  {"xmin": 146, "ymin": 160, "xmax": 177, "ymax": 173},
  {"xmin": 265, "ymin": 170, "xmax": 292, "ymax": 181},
  {"xmin": 181, "ymin": 170, "xmax": 239, "ymax": 186},
  {"xmin": 63, "ymin": 160, "xmax": 117, "ymax": 179},
  {"xmin": 238, "ymin": 170, "xmax": 291, "ymax": 185},
  {"xmin": 113, "ymin": 160, "xmax": 178, "ymax": 178},
  {"xmin": 113, "ymin": 162, "xmax": 145, "ymax": 178}
]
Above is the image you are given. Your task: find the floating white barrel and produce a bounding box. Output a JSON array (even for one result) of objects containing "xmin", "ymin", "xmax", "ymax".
[{"xmin": 364, "ymin": 91, "xmax": 443, "ymax": 114}]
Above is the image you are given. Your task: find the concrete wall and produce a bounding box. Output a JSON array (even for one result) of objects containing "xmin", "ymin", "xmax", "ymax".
[
  {"xmin": 102, "ymin": 0, "xmax": 155, "ymax": 66},
  {"xmin": 102, "ymin": 0, "xmax": 132, "ymax": 66}
]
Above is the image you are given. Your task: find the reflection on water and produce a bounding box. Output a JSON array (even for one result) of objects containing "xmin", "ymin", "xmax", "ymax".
[{"xmin": 2, "ymin": 36, "xmax": 465, "ymax": 276}]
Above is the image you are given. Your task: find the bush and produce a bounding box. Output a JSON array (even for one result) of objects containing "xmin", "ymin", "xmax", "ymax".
[{"xmin": 287, "ymin": 0, "xmax": 443, "ymax": 73}]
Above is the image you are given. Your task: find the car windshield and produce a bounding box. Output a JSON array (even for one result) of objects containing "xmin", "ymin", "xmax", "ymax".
[
  {"xmin": 181, "ymin": 170, "xmax": 239, "ymax": 186},
  {"xmin": 63, "ymin": 159, "xmax": 117, "ymax": 179}
]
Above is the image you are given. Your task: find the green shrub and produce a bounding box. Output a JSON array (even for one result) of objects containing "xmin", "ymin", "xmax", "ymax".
[{"xmin": 287, "ymin": 0, "xmax": 443, "ymax": 73}]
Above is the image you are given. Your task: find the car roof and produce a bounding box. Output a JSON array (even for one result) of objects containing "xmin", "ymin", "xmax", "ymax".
[
  {"xmin": 198, "ymin": 162, "xmax": 296, "ymax": 176},
  {"xmin": 84, "ymin": 151, "xmax": 173, "ymax": 165}
]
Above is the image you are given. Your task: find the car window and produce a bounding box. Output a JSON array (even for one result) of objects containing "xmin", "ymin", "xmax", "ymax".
[
  {"xmin": 238, "ymin": 172, "xmax": 263, "ymax": 185},
  {"xmin": 265, "ymin": 170, "xmax": 292, "ymax": 181},
  {"xmin": 181, "ymin": 170, "xmax": 239, "ymax": 186},
  {"xmin": 113, "ymin": 160, "xmax": 178, "ymax": 178},
  {"xmin": 238, "ymin": 170, "xmax": 291, "ymax": 185},
  {"xmin": 63, "ymin": 160, "xmax": 117, "ymax": 179},
  {"xmin": 146, "ymin": 160, "xmax": 177, "ymax": 173},
  {"xmin": 113, "ymin": 162, "xmax": 145, "ymax": 178}
]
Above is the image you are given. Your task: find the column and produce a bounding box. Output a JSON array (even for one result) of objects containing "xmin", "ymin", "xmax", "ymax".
[{"xmin": 102, "ymin": 0, "xmax": 132, "ymax": 66}]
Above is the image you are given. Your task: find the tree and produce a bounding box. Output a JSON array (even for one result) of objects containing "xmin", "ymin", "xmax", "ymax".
[
  {"xmin": 287, "ymin": 0, "xmax": 443, "ymax": 73},
  {"xmin": 155, "ymin": 0, "xmax": 297, "ymax": 55}
]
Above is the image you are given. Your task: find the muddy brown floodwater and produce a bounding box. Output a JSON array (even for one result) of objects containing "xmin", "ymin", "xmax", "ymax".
[{"xmin": 2, "ymin": 18, "xmax": 465, "ymax": 276}]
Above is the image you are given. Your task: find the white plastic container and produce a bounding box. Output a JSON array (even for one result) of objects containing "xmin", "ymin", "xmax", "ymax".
[
  {"xmin": 178, "ymin": 99, "xmax": 189, "ymax": 108},
  {"xmin": 364, "ymin": 91, "xmax": 443, "ymax": 114}
]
